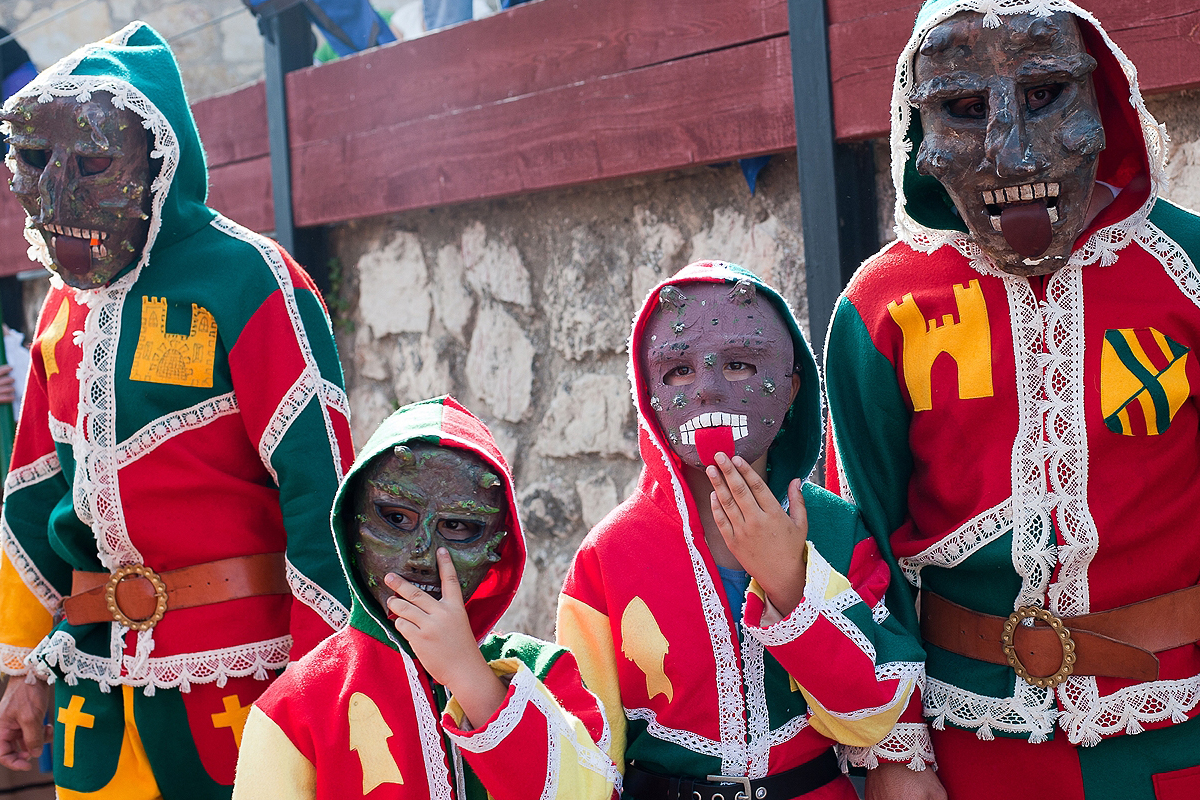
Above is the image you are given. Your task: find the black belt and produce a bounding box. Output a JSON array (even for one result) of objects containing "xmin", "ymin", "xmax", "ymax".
[{"xmin": 623, "ymin": 750, "xmax": 840, "ymax": 800}]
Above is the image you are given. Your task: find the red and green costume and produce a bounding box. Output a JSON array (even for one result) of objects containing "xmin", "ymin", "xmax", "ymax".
[
  {"xmin": 0, "ymin": 22, "xmax": 354, "ymax": 798},
  {"xmin": 824, "ymin": 2, "xmax": 1200, "ymax": 797},
  {"xmin": 558, "ymin": 262, "xmax": 927, "ymax": 799},
  {"xmin": 233, "ymin": 396, "xmax": 621, "ymax": 800}
]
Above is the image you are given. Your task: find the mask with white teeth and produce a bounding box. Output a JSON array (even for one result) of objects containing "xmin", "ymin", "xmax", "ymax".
[
  {"xmin": 2, "ymin": 91, "xmax": 151, "ymax": 289},
  {"xmin": 639, "ymin": 280, "xmax": 797, "ymax": 470},
  {"xmin": 349, "ymin": 443, "xmax": 508, "ymax": 615},
  {"xmin": 911, "ymin": 11, "xmax": 1105, "ymax": 277}
]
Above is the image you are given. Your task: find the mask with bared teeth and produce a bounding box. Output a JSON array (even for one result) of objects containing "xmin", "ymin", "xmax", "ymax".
[
  {"xmin": 911, "ymin": 11, "xmax": 1105, "ymax": 277},
  {"xmin": 640, "ymin": 279, "xmax": 797, "ymax": 470},
  {"xmin": 2, "ymin": 91, "xmax": 151, "ymax": 289}
]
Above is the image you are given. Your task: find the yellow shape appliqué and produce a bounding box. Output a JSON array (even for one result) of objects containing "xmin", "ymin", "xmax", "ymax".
[
  {"xmin": 130, "ymin": 296, "xmax": 217, "ymax": 388},
  {"xmin": 348, "ymin": 692, "xmax": 404, "ymax": 794},
  {"xmin": 620, "ymin": 597, "xmax": 673, "ymax": 702},
  {"xmin": 58, "ymin": 695, "xmax": 95, "ymax": 768},
  {"xmin": 211, "ymin": 694, "xmax": 252, "ymax": 748},
  {"xmin": 887, "ymin": 280, "xmax": 993, "ymax": 412},
  {"xmin": 41, "ymin": 297, "xmax": 71, "ymax": 378}
]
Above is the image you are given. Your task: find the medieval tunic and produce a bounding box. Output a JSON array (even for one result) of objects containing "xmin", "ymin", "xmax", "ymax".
[
  {"xmin": 233, "ymin": 396, "xmax": 622, "ymax": 800},
  {"xmin": 0, "ymin": 23, "xmax": 354, "ymax": 795},
  {"xmin": 824, "ymin": 1, "xmax": 1200, "ymax": 796},
  {"xmin": 558, "ymin": 262, "xmax": 927, "ymax": 798}
]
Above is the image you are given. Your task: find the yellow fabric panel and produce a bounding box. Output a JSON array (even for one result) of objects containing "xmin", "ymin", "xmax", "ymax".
[
  {"xmin": 40, "ymin": 297, "xmax": 70, "ymax": 378},
  {"xmin": 232, "ymin": 706, "xmax": 316, "ymax": 800},
  {"xmin": 618, "ymin": 597, "xmax": 673, "ymax": 703},
  {"xmin": 1160, "ymin": 352, "xmax": 1190, "ymax": 422},
  {"xmin": 57, "ymin": 686, "xmax": 161, "ymax": 800},
  {"xmin": 1099, "ymin": 335, "xmax": 1143, "ymax": 418},
  {"xmin": 348, "ymin": 692, "xmax": 404, "ymax": 793},
  {"xmin": 800, "ymin": 679, "xmax": 914, "ymax": 748},
  {"xmin": 556, "ymin": 594, "xmax": 626, "ymax": 772},
  {"xmin": 0, "ymin": 549, "xmax": 53, "ymax": 664},
  {"xmin": 548, "ymin": 708, "xmax": 620, "ymax": 800},
  {"xmin": 129, "ymin": 298, "xmax": 218, "ymax": 388},
  {"xmin": 444, "ymin": 657, "xmax": 524, "ymax": 729}
]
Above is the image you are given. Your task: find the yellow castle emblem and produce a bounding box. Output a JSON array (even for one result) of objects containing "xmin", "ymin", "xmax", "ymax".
[{"xmin": 130, "ymin": 296, "xmax": 218, "ymax": 388}]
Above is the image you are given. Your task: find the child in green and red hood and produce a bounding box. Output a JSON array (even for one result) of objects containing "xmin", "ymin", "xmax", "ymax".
[
  {"xmin": 233, "ymin": 396, "xmax": 620, "ymax": 800},
  {"xmin": 558, "ymin": 261, "xmax": 927, "ymax": 800}
]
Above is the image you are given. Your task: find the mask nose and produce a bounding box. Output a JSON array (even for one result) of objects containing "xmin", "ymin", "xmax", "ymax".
[
  {"xmin": 693, "ymin": 361, "xmax": 727, "ymax": 404},
  {"xmin": 404, "ymin": 524, "xmax": 437, "ymax": 578},
  {"xmin": 984, "ymin": 88, "xmax": 1048, "ymax": 179},
  {"xmin": 37, "ymin": 150, "xmax": 73, "ymax": 222}
]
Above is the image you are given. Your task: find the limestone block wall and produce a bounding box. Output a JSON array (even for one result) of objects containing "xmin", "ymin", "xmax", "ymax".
[{"xmin": 328, "ymin": 155, "xmax": 806, "ymax": 639}]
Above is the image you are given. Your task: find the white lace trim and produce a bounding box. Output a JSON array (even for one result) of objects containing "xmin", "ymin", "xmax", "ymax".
[
  {"xmin": 212, "ymin": 217, "xmax": 345, "ymax": 485},
  {"xmin": 838, "ymin": 722, "xmax": 935, "ymax": 771},
  {"xmin": 1, "ymin": 518, "xmax": 62, "ymax": 613},
  {"xmin": 890, "ymin": 2, "xmax": 1167, "ymax": 271},
  {"xmin": 257, "ymin": 372, "xmax": 317, "ymax": 486},
  {"xmin": 872, "ymin": 598, "xmax": 890, "ymax": 624},
  {"xmin": 1137, "ymin": 220, "xmax": 1200, "ymax": 310},
  {"xmin": 1057, "ymin": 673, "xmax": 1200, "ymax": 747},
  {"xmin": 29, "ymin": 630, "xmax": 291, "ymax": 695},
  {"xmin": 0, "ymin": 643, "xmax": 34, "ymax": 675},
  {"xmin": 764, "ymin": 712, "xmax": 810, "ymax": 751},
  {"xmin": 285, "ymin": 558, "xmax": 349, "ymax": 631},
  {"xmin": 321, "ymin": 379, "xmax": 351, "ymax": 420},
  {"xmin": 625, "ymin": 706, "xmax": 724, "ymax": 759},
  {"xmin": 3, "ymin": 452, "xmax": 61, "ymax": 497},
  {"xmin": 446, "ymin": 662, "xmax": 533, "ymax": 752},
  {"xmin": 924, "ymin": 676, "xmax": 1057, "ymax": 743},
  {"xmin": 48, "ymin": 415, "xmax": 75, "ymax": 446},
  {"xmin": 807, "ymin": 663, "xmax": 922, "ymax": 725},
  {"xmin": 398, "ymin": 645, "xmax": 452, "ymax": 800},
  {"xmin": 898, "ymin": 500, "xmax": 1011, "ymax": 587},
  {"xmin": 741, "ymin": 634, "xmax": 772, "ymax": 778},
  {"xmin": 114, "ymin": 392, "xmax": 239, "ymax": 467}
]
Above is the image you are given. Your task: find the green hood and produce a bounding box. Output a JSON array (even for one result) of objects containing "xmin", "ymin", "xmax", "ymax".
[
  {"xmin": 628, "ymin": 260, "xmax": 823, "ymax": 501},
  {"xmin": 331, "ymin": 396, "xmax": 528, "ymax": 653},
  {"xmin": 891, "ymin": 0, "xmax": 1166, "ymax": 263},
  {"xmin": 3, "ymin": 21, "xmax": 215, "ymax": 281}
]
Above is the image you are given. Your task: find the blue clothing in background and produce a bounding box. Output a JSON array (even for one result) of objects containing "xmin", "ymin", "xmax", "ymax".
[
  {"xmin": 716, "ymin": 563, "xmax": 751, "ymax": 624},
  {"xmin": 246, "ymin": 0, "xmax": 395, "ymax": 56},
  {"xmin": 424, "ymin": 0, "xmax": 472, "ymax": 31}
]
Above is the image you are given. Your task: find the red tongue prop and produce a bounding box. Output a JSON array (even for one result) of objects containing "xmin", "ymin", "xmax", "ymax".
[
  {"xmin": 999, "ymin": 201, "xmax": 1053, "ymax": 259},
  {"xmin": 52, "ymin": 235, "xmax": 93, "ymax": 276},
  {"xmin": 694, "ymin": 426, "xmax": 736, "ymax": 468}
]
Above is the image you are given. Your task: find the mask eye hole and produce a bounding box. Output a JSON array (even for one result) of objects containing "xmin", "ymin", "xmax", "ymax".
[
  {"xmin": 377, "ymin": 505, "xmax": 418, "ymax": 531},
  {"xmin": 664, "ymin": 365, "xmax": 696, "ymax": 386},
  {"xmin": 17, "ymin": 148, "xmax": 49, "ymax": 169},
  {"xmin": 1026, "ymin": 83, "xmax": 1063, "ymax": 112},
  {"xmin": 723, "ymin": 362, "xmax": 757, "ymax": 381},
  {"xmin": 438, "ymin": 519, "xmax": 484, "ymax": 543},
  {"xmin": 945, "ymin": 96, "xmax": 986, "ymax": 119},
  {"xmin": 78, "ymin": 156, "xmax": 112, "ymax": 176}
]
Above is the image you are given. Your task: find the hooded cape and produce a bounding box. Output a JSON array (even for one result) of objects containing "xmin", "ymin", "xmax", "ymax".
[
  {"xmin": 826, "ymin": 0, "xmax": 1200, "ymax": 755},
  {"xmin": 558, "ymin": 261, "xmax": 927, "ymax": 787},
  {"xmin": 0, "ymin": 22, "xmax": 355, "ymax": 700},
  {"xmin": 234, "ymin": 397, "xmax": 621, "ymax": 800}
]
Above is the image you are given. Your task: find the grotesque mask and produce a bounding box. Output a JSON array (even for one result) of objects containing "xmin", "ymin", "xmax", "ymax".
[
  {"xmin": 3, "ymin": 91, "xmax": 151, "ymax": 288},
  {"xmin": 351, "ymin": 442, "xmax": 507, "ymax": 612},
  {"xmin": 640, "ymin": 280, "xmax": 796, "ymax": 470},
  {"xmin": 911, "ymin": 11, "xmax": 1105, "ymax": 276}
]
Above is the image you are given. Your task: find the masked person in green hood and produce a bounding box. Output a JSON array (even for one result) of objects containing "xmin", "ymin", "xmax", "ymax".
[
  {"xmin": 0, "ymin": 22, "xmax": 355, "ymax": 799},
  {"xmin": 825, "ymin": 2, "xmax": 1200, "ymax": 799},
  {"xmin": 233, "ymin": 396, "xmax": 621, "ymax": 800}
]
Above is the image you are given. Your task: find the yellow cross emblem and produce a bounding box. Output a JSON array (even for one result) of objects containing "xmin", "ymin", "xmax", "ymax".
[
  {"xmin": 57, "ymin": 695, "xmax": 95, "ymax": 768},
  {"xmin": 211, "ymin": 694, "xmax": 252, "ymax": 748}
]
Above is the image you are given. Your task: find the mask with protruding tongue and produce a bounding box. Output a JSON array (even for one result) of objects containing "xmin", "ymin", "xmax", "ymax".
[
  {"xmin": 986, "ymin": 182, "xmax": 1059, "ymax": 260},
  {"xmin": 51, "ymin": 234, "xmax": 95, "ymax": 277}
]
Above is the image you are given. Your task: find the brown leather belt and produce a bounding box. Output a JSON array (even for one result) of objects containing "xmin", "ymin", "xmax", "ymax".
[
  {"xmin": 63, "ymin": 553, "xmax": 289, "ymax": 631},
  {"xmin": 921, "ymin": 587, "xmax": 1200, "ymax": 687}
]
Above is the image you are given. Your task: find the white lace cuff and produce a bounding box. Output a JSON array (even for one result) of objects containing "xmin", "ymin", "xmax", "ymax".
[
  {"xmin": 0, "ymin": 643, "xmax": 33, "ymax": 676},
  {"xmin": 837, "ymin": 722, "xmax": 936, "ymax": 771},
  {"xmin": 744, "ymin": 542, "xmax": 835, "ymax": 646},
  {"xmin": 442, "ymin": 658, "xmax": 528, "ymax": 751}
]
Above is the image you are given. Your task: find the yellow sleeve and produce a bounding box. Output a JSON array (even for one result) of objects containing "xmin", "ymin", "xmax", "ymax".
[
  {"xmin": 0, "ymin": 548, "xmax": 54, "ymax": 673},
  {"xmin": 556, "ymin": 593, "xmax": 625, "ymax": 773},
  {"xmin": 232, "ymin": 706, "xmax": 315, "ymax": 800}
]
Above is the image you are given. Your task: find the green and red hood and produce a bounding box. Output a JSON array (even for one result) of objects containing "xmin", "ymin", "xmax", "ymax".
[
  {"xmin": 891, "ymin": 0, "xmax": 1167, "ymax": 265},
  {"xmin": 331, "ymin": 396, "xmax": 527, "ymax": 652}
]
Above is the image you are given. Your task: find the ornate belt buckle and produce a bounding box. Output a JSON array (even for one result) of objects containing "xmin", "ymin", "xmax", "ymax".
[
  {"xmin": 1001, "ymin": 605, "xmax": 1076, "ymax": 688},
  {"xmin": 105, "ymin": 564, "xmax": 168, "ymax": 631},
  {"xmin": 705, "ymin": 775, "xmax": 754, "ymax": 800}
]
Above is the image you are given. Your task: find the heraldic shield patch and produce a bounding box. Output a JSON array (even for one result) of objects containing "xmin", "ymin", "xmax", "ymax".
[{"xmin": 1100, "ymin": 328, "xmax": 1190, "ymax": 436}]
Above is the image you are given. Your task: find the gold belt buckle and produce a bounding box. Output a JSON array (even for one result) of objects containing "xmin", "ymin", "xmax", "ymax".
[
  {"xmin": 705, "ymin": 775, "xmax": 754, "ymax": 800},
  {"xmin": 1001, "ymin": 605, "xmax": 1077, "ymax": 688},
  {"xmin": 105, "ymin": 564, "xmax": 168, "ymax": 631}
]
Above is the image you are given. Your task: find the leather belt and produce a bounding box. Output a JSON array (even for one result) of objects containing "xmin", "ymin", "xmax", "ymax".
[
  {"xmin": 63, "ymin": 553, "xmax": 289, "ymax": 631},
  {"xmin": 624, "ymin": 750, "xmax": 840, "ymax": 800},
  {"xmin": 921, "ymin": 587, "xmax": 1200, "ymax": 687}
]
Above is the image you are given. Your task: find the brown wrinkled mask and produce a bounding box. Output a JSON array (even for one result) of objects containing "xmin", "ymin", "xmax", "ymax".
[
  {"xmin": 912, "ymin": 11, "xmax": 1105, "ymax": 276},
  {"xmin": 3, "ymin": 91, "xmax": 151, "ymax": 288}
]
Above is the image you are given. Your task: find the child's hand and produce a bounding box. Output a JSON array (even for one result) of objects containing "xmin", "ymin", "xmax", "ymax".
[
  {"xmin": 707, "ymin": 452, "xmax": 808, "ymax": 615},
  {"xmin": 384, "ymin": 549, "xmax": 508, "ymax": 729}
]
